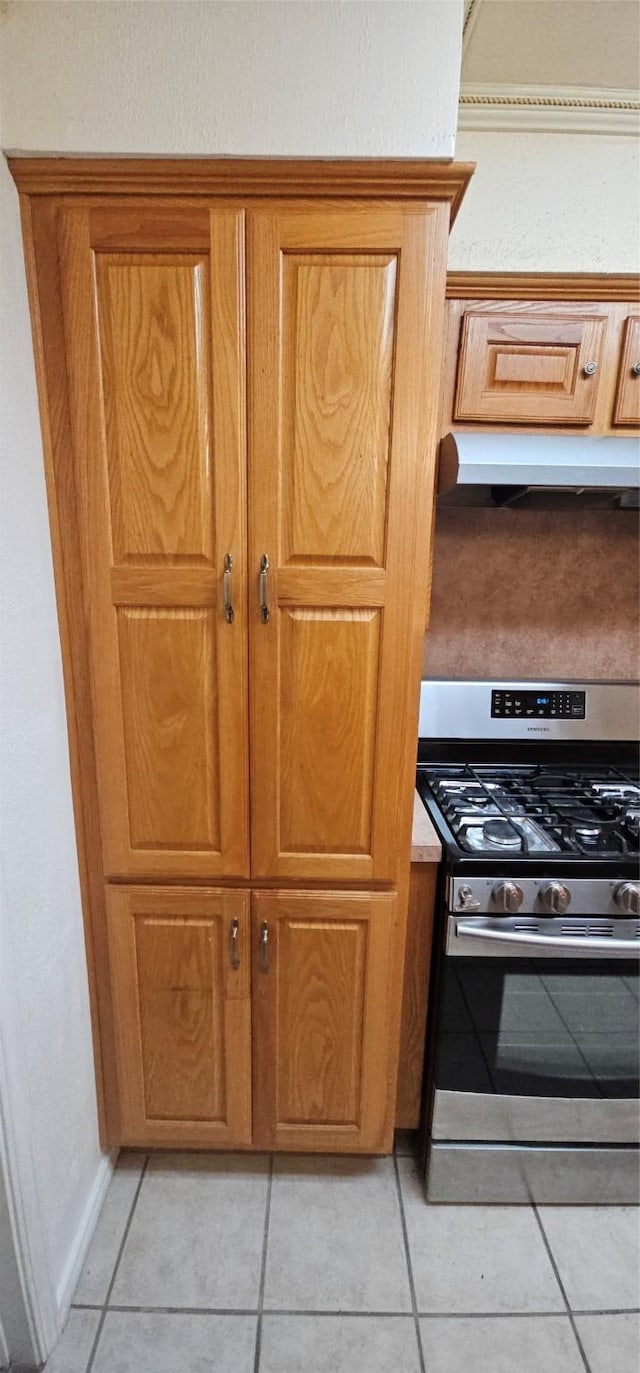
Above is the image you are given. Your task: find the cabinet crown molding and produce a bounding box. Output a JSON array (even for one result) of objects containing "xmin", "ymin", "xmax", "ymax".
[
  {"xmin": 7, "ymin": 155, "xmax": 475, "ymax": 223},
  {"xmin": 446, "ymin": 271, "xmax": 640, "ymax": 303}
]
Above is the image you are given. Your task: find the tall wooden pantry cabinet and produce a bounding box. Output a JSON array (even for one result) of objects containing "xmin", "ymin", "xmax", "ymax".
[{"xmin": 11, "ymin": 157, "xmax": 472, "ymax": 1153}]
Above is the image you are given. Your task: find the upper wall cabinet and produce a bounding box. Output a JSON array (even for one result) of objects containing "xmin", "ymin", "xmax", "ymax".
[
  {"xmin": 613, "ymin": 315, "xmax": 640, "ymax": 426},
  {"xmin": 442, "ymin": 279, "xmax": 640, "ymax": 437},
  {"xmin": 454, "ymin": 310, "xmax": 606, "ymax": 425}
]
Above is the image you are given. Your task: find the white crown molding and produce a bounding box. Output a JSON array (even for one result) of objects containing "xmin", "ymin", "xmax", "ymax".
[{"xmin": 458, "ymin": 83, "xmax": 640, "ymax": 135}]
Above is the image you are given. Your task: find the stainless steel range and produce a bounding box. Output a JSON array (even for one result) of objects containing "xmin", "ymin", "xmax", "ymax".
[{"xmin": 416, "ymin": 680, "xmax": 640, "ymax": 1204}]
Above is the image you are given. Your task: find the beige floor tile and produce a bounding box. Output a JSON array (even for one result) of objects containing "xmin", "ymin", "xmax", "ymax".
[
  {"xmin": 420, "ymin": 1315, "xmax": 585, "ymax": 1373},
  {"xmin": 538, "ymin": 1206, "xmax": 640, "ymax": 1310},
  {"xmin": 111, "ymin": 1153, "xmax": 269, "ymax": 1309},
  {"xmin": 260, "ymin": 1315, "xmax": 421, "ymax": 1373},
  {"xmin": 73, "ymin": 1151, "xmax": 145, "ymax": 1305},
  {"xmin": 575, "ymin": 1312, "xmax": 640, "ymax": 1373},
  {"xmin": 399, "ymin": 1158, "xmax": 564, "ymax": 1313},
  {"xmin": 264, "ymin": 1156, "xmax": 411, "ymax": 1312},
  {"xmin": 42, "ymin": 1309, "xmax": 100, "ymax": 1373},
  {"xmin": 92, "ymin": 1311, "xmax": 256, "ymax": 1373}
]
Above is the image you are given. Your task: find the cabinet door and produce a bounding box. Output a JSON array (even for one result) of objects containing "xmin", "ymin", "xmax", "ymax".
[
  {"xmin": 59, "ymin": 206, "xmax": 248, "ymax": 879},
  {"xmin": 107, "ymin": 886, "xmax": 251, "ymax": 1147},
  {"xmin": 613, "ymin": 315, "xmax": 640, "ymax": 426},
  {"xmin": 454, "ymin": 309, "xmax": 607, "ymax": 425},
  {"xmin": 252, "ymin": 890, "xmax": 402, "ymax": 1153},
  {"xmin": 248, "ymin": 205, "xmax": 447, "ymax": 880}
]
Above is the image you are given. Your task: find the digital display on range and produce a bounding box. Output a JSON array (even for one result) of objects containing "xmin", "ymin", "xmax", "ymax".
[{"xmin": 491, "ymin": 689, "xmax": 586, "ymax": 719}]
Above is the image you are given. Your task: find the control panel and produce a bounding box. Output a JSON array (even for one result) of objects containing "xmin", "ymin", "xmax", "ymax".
[{"xmin": 491, "ymin": 689, "xmax": 586, "ymax": 720}]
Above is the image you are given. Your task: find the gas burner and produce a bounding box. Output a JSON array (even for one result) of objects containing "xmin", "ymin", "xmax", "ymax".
[
  {"xmin": 483, "ymin": 818, "xmax": 521, "ymax": 849},
  {"xmin": 530, "ymin": 772, "xmax": 577, "ymax": 790}
]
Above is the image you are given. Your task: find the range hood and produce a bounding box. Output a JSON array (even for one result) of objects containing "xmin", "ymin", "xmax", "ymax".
[{"xmin": 438, "ymin": 432, "xmax": 640, "ymax": 510}]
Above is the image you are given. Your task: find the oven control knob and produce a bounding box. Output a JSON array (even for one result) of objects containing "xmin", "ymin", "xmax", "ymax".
[
  {"xmin": 492, "ymin": 881, "xmax": 524, "ymax": 913},
  {"xmin": 540, "ymin": 881, "xmax": 572, "ymax": 914},
  {"xmin": 614, "ymin": 882, "xmax": 640, "ymax": 916}
]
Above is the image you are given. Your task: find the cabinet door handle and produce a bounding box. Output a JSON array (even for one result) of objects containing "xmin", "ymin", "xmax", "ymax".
[
  {"xmin": 583, "ymin": 361, "xmax": 598, "ymax": 377},
  {"xmin": 223, "ymin": 553, "xmax": 234, "ymax": 624},
  {"xmin": 260, "ymin": 920, "xmax": 269, "ymax": 973},
  {"xmin": 259, "ymin": 554, "xmax": 270, "ymax": 623},
  {"xmin": 229, "ymin": 917, "xmax": 240, "ymax": 970},
  {"xmin": 632, "ymin": 362, "xmax": 640, "ymax": 376}
]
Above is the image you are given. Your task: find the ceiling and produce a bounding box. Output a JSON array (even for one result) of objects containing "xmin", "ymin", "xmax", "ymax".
[{"xmin": 463, "ymin": 0, "xmax": 640, "ymax": 90}]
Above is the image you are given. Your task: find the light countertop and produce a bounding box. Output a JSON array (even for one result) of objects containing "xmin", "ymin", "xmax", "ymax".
[{"xmin": 411, "ymin": 790, "xmax": 442, "ymax": 863}]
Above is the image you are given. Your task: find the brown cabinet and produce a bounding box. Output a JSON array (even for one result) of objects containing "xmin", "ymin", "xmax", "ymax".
[
  {"xmin": 107, "ymin": 886, "xmax": 252, "ymax": 1148},
  {"xmin": 396, "ymin": 864, "xmax": 437, "ymax": 1129},
  {"xmin": 252, "ymin": 890, "xmax": 402, "ymax": 1152},
  {"xmin": 613, "ymin": 315, "xmax": 640, "ymax": 426},
  {"xmin": 13, "ymin": 156, "xmax": 470, "ymax": 1152},
  {"xmin": 454, "ymin": 309, "xmax": 606, "ymax": 426},
  {"xmin": 442, "ymin": 278, "xmax": 640, "ymax": 437}
]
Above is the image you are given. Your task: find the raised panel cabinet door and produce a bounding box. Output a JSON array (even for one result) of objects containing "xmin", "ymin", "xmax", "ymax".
[
  {"xmin": 251, "ymin": 890, "xmax": 402, "ymax": 1153},
  {"xmin": 248, "ymin": 205, "xmax": 449, "ymax": 880},
  {"xmin": 613, "ymin": 315, "xmax": 640, "ymax": 426},
  {"xmin": 59, "ymin": 206, "xmax": 249, "ymax": 879},
  {"xmin": 106, "ymin": 886, "xmax": 252, "ymax": 1147},
  {"xmin": 454, "ymin": 310, "xmax": 607, "ymax": 425}
]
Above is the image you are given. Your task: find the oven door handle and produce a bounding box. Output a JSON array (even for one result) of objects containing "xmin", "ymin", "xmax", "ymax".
[{"xmin": 455, "ymin": 921, "xmax": 640, "ymax": 955}]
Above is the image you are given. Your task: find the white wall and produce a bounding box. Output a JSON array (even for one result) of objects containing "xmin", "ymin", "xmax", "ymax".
[
  {"xmin": 1, "ymin": 0, "xmax": 462, "ymax": 156},
  {"xmin": 0, "ymin": 1, "xmax": 463, "ymax": 1357},
  {"xmin": 450, "ymin": 129, "xmax": 640, "ymax": 271}
]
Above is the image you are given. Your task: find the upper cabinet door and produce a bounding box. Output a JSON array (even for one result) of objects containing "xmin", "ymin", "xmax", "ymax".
[
  {"xmin": 59, "ymin": 207, "xmax": 249, "ymax": 879},
  {"xmin": 613, "ymin": 315, "xmax": 640, "ymax": 426},
  {"xmin": 248, "ymin": 205, "xmax": 447, "ymax": 881},
  {"xmin": 454, "ymin": 309, "xmax": 607, "ymax": 425}
]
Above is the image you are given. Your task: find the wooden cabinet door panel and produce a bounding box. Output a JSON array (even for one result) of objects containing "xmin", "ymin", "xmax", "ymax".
[
  {"xmin": 107, "ymin": 886, "xmax": 251, "ymax": 1147},
  {"xmin": 454, "ymin": 310, "xmax": 607, "ymax": 424},
  {"xmin": 59, "ymin": 207, "xmax": 248, "ymax": 878},
  {"xmin": 252, "ymin": 890, "xmax": 403, "ymax": 1153},
  {"xmin": 248, "ymin": 205, "xmax": 448, "ymax": 880},
  {"xmin": 613, "ymin": 315, "xmax": 640, "ymax": 426}
]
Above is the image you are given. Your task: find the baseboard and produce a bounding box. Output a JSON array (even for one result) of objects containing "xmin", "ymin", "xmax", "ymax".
[{"xmin": 54, "ymin": 1151, "xmax": 116, "ymax": 1322}]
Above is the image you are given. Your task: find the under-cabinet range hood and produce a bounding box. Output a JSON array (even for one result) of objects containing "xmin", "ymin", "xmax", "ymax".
[{"xmin": 438, "ymin": 432, "xmax": 640, "ymax": 510}]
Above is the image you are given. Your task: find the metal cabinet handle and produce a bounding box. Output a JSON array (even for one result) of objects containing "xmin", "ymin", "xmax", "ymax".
[
  {"xmin": 632, "ymin": 362, "xmax": 640, "ymax": 377},
  {"xmin": 583, "ymin": 361, "xmax": 598, "ymax": 376},
  {"xmin": 223, "ymin": 553, "xmax": 234, "ymax": 624},
  {"xmin": 230, "ymin": 917, "xmax": 239, "ymax": 970},
  {"xmin": 259, "ymin": 554, "xmax": 270, "ymax": 623},
  {"xmin": 260, "ymin": 920, "xmax": 269, "ymax": 973}
]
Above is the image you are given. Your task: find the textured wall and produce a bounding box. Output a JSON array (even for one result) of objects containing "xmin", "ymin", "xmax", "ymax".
[
  {"xmin": 450, "ymin": 131, "xmax": 639, "ymax": 273},
  {"xmin": 0, "ymin": 0, "xmax": 462, "ymax": 156},
  {"xmin": 424, "ymin": 509, "xmax": 640, "ymax": 681}
]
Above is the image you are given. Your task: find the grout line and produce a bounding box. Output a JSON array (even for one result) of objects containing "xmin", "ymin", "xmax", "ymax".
[
  {"xmin": 393, "ymin": 1154, "xmax": 426, "ymax": 1373},
  {"xmin": 84, "ymin": 1153, "xmax": 150, "ymax": 1373},
  {"xmin": 70, "ymin": 1300, "xmax": 640, "ymax": 1319},
  {"xmin": 252, "ymin": 1153, "xmax": 274, "ymax": 1373},
  {"xmin": 532, "ymin": 1204, "xmax": 592, "ymax": 1373}
]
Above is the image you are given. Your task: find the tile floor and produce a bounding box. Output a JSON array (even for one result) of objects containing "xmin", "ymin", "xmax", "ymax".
[{"xmin": 44, "ymin": 1134, "xmax": 639, "ymax": 1373}]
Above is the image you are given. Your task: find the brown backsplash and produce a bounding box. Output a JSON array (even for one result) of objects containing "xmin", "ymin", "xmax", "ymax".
[{"xmin": 423, "ymin": 509, "xmax": 640, "ymax": 681}]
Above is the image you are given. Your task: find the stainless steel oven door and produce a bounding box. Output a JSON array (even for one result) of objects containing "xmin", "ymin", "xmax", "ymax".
[{"xmin": 431, "ymin": 913, "xmax": 640, "ymax": 1145}]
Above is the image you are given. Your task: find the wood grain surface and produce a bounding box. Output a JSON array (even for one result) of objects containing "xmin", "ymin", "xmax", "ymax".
[
  {"xmin": 613, "ymin": 314, "xmax": 640, "ymax": 426},
  {"xmin": 454, "ymin": 310, "xmax": 606, "ymax": 425},
  {"xmin": 107, "ymin": 886, "xmax": 252, "ymax": 1147},
  {"xmin": 59, "ymin": 205, "xmax": 249, "ymax": 880},
  {"xmin": 251, "ymin": 889, "xmax": 402, "ymax": 1153},
  {"xmin": 396, "ymin": 864, "xmax": 437, "ymax": 1129},
  {"xmin": 248, "ymin": 204, "xmax": 449, "ymax": 883}
]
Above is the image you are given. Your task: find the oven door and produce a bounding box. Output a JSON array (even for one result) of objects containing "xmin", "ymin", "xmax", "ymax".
[{"xmin": 431, "ymin": 913, "xmax": 640, "ymax": 1145}]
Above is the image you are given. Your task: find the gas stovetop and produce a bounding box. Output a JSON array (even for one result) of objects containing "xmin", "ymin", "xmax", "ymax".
[
  {"xmin": 418, "ymin": 763, "xmax": 640, "ymax": 859},
  {"xmin": 416, "ymin": 680, "xmax": 640, "ymax": 914}
]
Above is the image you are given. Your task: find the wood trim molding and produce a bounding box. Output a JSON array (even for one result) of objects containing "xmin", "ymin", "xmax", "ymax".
[
  {"xmin": 446, "ymin": 271, "xmax": 640, "ymax": 303},
  {"xmin": 7, "ymin": 156, "xmax": 475, "ymax": 223},
  {"xmin": 458, "ymin": 83, "xmax": 640, "ymax": 135}
]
